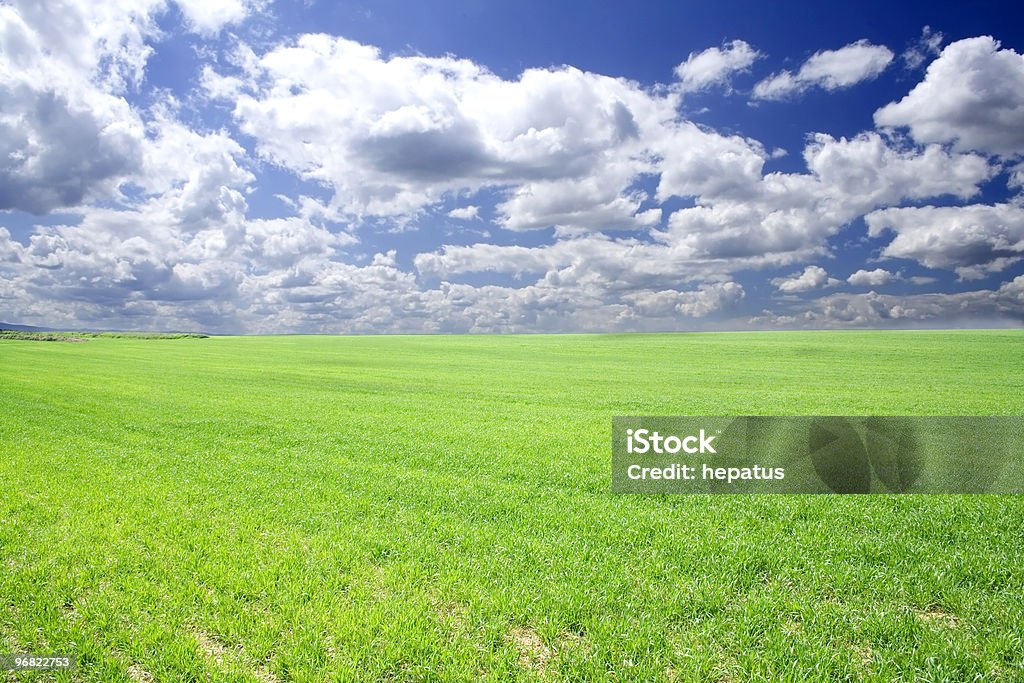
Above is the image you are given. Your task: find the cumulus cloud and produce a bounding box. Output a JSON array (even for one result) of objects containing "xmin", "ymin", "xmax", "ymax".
[
  {"xmin": 1009, "ymin": 162, "xmax": 1024, "ymax": 191},
  {"xmin": 654, "ymin": 124, "xmax": 767, "ymax": 201},
  {"xmin": 205, "ymin": 32, "xmax": 993, "ymax": 261},
  {"xmin": 0, "ymin": 88, "xmax": 144, "ymax": 214},
  {"xmin": 415, "ymin": 235, "xmax": 725, "ymax": 288},
  {"xmin": 173, "ymin": 0, "xmax": 262, "ymax": 36},
  {"xmin": 674, "ymin": 40, "xmax": 760, "ymax": 93},
  {"xmin": 3, "ymin": 0, "xmax": 163, "ymax": 91},
  {"xmin": 414, "ymin": 127, "xmax": 997, "ymax": 325},
  {"xmin": 771, "ymin": 265, "xmax": 840, "ymax": 293},
  {"xmin": 209, "ymin": 35, "xmax": 677, "ymax": 225},
  {"xmin": 0, "ymin": 2, "xmax": 152, "ymax": 212},
  {"xmin": 753, "ymin": 39, "xmax": 894, "ymax": 100},
  {"xmin": 801, "ymin": 132, "xmax": 991, "ymax": 200},
  {"xmin": 875, "ymin": 37, "xmax": 1024, "ymax": 157},
  {"xmin": 866, "ymin": 203, "xmax": 1024, "ymax": 279},
  {"xmin": 655, "ymin": 131, "xmax": 991, "ymax": 264},
  {"xmin": 447, "ymin": 205, "xmax": 480, "ymax": 220},
  {"xmin": 752, "ymin": 276, "xmax": 1024, "ymax": 328},
  {"xmin": 207, "ymin": 34, "xmax": 781, "ymax": 230},
  {"xmin": 623, "ymin": 282, "xmax": 745, "ymax": 318},
  {"xmin": 1, "ymin": 196, "xmax": 362, "ymax": 333},
  {"xmin": 847, "ymin": 268, "xmax": 899, "ymax": 287},
  {"xmin": 497, "ymin": 168, "xmax": 662, "ymax": 232},
  {"xmin": 0, "ymin": 0, "xmax": 265, "ymax": 214}
]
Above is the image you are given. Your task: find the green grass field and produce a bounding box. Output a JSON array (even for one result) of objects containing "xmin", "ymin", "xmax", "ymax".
[{"xmin": 2, "ymin": 331, "xmax": 1023, "ymax": 681}]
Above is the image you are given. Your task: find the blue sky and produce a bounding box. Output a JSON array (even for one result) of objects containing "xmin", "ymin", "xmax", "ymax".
[{"xmin": 1, "ymin": 0, "xmax": 1023, "ymax": 333}]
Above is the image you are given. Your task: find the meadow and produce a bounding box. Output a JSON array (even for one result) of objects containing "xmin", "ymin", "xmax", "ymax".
[{"xmin": 1, "ymin": 330, "xmax": 1023, "ymax": 681}]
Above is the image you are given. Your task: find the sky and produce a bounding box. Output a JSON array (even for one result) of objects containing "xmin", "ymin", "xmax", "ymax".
[{"xmin": 1, "ymin": 0, "xmax": 1023, "ymax": 334}]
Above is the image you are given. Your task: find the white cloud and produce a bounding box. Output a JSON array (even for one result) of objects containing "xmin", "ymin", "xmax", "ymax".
[
  {"xmin": 173, "ymin": 0, "xmax": 261, "ymax": 36},
  {"xmin": 1009, "ymin": 163, "xmax": 1024, "ymax": 191},
  {"xmin": 211, "ymin": 35, "xmax": 681, "ymax": 226},
  {"xmin": 797, "ymin": 41, "xmax": 893, "ymax": 87},
  {"xmin": 847, "ymin": 268, "xmax": 899, "ymax": 287},
  {"xmin": 208, "ymin": 34, "xmax": 781, "ymax": 230},
  {"xmin": 875, "ymin": 37, "xmax": 1024, "ymax": 157},
  {"xmin": 414, "ymin": 128, "xmax": 996, "ymax": 310},
  {"xmin": 415, "ymin": 235, "xmax": 726, "ymax": 287},
  {"xmin": 0, "ymin": 1, "xmax": 156, "ymax": 212},
  {"xmin": 0, "ymin": 0, "xmax": 267, "ymax": 214},
  {"xmin": 674, "ymin": 40, "xmax": 760, "ymax": 93},
  {"xmin": 902, "ymin": 26, "xmax": 944, "ymax": 69},
  {"xmin": 495, "ymin": 158, "xmax": 663, "ymax": 232},
  {"xmin": 207, "ymin": 33, "xmax": 992, "ymax": 263},
  {"xmin": 623, "ymin": 282, "xmax": 745, "ymax": 318},
  {"xmin": 1, "ymin": 194, "xmax": 361, "ymax": 333},
  {"xmin": 447, "ymin": 205, "xmax": 479, "ymax": 220},
  {"xmin": 771, "ymin": 265, "xmax": 840, "ymax": 293},
  {"xmin": 497, "ymin": 175, "xmax": 662, "ymax": 232},
  {"xmin": 0, "ymin": 227, "xmax": 24, "ymax": 263},
  {"xmin": 751, "ymin": 71, "xmax": 798, "ymax": 101},
  {"xmin": 866, "ymin": 203, "xmax": 1024, "ymax": 279},
  {"xmin": 801, "ymin": 132, "xmax": 991, "ymax": 202},
  {"xmin": 137, "ymin": 108, "xmax": 254, "ymax": 202},
  {"xmin": 655, "ymin": 132, "xmax": 991, "ymax": 264},
  {"xmin": 2, "ymin": 0, "xmax": 163, "ymax": 92},
  {"xmin": 753, "ymin": 40, "xmax": 894, "ymax": 100},
  {"xmin": 654, "ymin": 124, "xmax": 767, "ymax": 201},
  {"xmin": 752, "ymin": 276, "xmax": 1024, "ymax": 328}
]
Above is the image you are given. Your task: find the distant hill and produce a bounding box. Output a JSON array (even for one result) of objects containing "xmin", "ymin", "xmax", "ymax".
[
  {"xmin": 1, "ymin": 329, "xmax": 209, "ymax": 341},
  {"xmin": 0, "ymin": 322, "xmax": 56, "ymax": 332},
  {"xmin": 1, "ymin": 322, "xmax": 209, "ymax": 338},
  {"xmin": 1, "ymin": 321, "xmax": 211, "ymax": 341}
]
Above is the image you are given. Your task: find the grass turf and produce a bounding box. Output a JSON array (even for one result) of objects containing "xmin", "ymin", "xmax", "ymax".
[{"xmin": 1, "ymin": 330, "xmax": 1023, "ymax": 681}]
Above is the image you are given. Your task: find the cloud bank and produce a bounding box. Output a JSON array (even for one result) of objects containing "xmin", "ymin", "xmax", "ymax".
[{"xmin": 0, "ymin": 3, "xmax": 1021, "ymax": 333}]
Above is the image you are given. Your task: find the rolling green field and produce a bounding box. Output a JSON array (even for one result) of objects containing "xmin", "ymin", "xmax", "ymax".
[{"xmin": 2, "ymin": 331, "xmax": 1023, "ymax": 682}]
